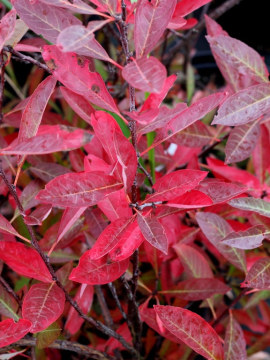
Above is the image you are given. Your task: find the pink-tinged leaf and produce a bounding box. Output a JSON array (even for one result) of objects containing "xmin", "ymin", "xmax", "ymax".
[
  {"xmin": 1, "ymin": 125, "xmax": 92, "ymax": 155},
  {"xmin": 173, "ymin": 244, "xmax": 213, "ymax": 278},
  {"xmin": 213, "ymin": 84, "xmax": 270, "ymax": 126},
  {"xmin": 65, "ymin": 284, "xmax": 94, "ymax": 335},
  {"xmin": 207, "ymin": 35, "xmax": 269, "ymax": 84},
  {"xmin": 141, "ymin": 74, "xmax": 177, "ymax": 111},
  {"xmin": 0, "ymin": 9, "xmax": 16, "ymax": 52},
  {"xmin": 137, "ymin": 212, "xmax": 168, "ymax": 254},
  {"xmin": 57, "ymin": 21, "xmax": 111, "ymax": 52},
  {"xmin": 92, "ymin": 111, "xmax": 137, "ymax": 190},
  {"xmin": 225, "ymin": 120, "xmax": 260, "ymax": 163},
  {"xmin": 85, "ymin": 208, "xmax": 108, "ymax": 239},
  {"xmin": 166, "ymin": 190, "xmax": 213, "ymax": 209},
  {"xmin": 196, "ymin": 212, "xmax": 247, "ymax": 272},
  {"xmin": 88, "ymin": 216, "xmax": 135, "ymax": 260},
  {"xmin": 144, "ymin": 169, "xmax": 207, "ymax": 203},
  {"xmin": 229, "ymin": 197, "xmax": 270, "ymax": 218},
  {"xmin": 0, "ymin": 213, "xmax": 29, "ymax": 243},
  {"xmin": 140, "ymin": 305, "xmax": 182, "ymax": 344},
  {"xmin": 60, "ymin": 87, "xmax": 95, "ymax": 125},
  {"xmin": 29, "ymin": 161, "xmax": 71, "ymax": 183},
  {"xmin": 43, "ymin": 46, "xmax": 119, "ymax": 114},
  {"xmin": 69, "ymin": 254, "xmax": 129, "ymax": 285},
  {"xmin": 0, "ymin": 242, "xmax": 52, "ymax": 283},
  {"xmin": 39, "ymin": 0, "xmax": 106, "ymax": 16},
  {"xmin": 242, "ymin": 258, "xmax": 270, "ymax": 289},
  {"xmin": 159, "ymin": 278, "xmax": 230, "ymax": 301},
  {"xmin": 222, "ymin": 225, "xmax": 266, "ymax": 250},
  {"xmin": 122, "ymin": 57, "xmax": 166, "ymax": 93},
  {"xmin": 109, "ymin": 219, "xmax": 145, "ymax": 262},
  {"xmin": 98, "ymin": 189, "xmax": 132, "ymax": 222},
  {"xmin": 154, "ymin": 305, "xmax": 224, "ymax": 360},
  {"xmin": 12, "ymin": 0, "xmax": 81, "ymax": 43},
  {"xmin": 47, "ymin": 207, "xmax": 87, "ymax": 255},
  {"xmin": 22, "ymin": 283, "xmax": 65, "ymax": 333},
  {"xmin": 196, "ymin": 179, "xmax": 247, "ymax": 204},
  {"xmin": 0, "ymin": 319, "xmax": 32, "ymax": 348},
  {"xmin": 18, "ymin": 76, "xmax": 57, "ymax": 143},
  {"xmin": 173, "ymin": 0, "xmax": 212, "ymax": 17},
  {"xmin": 134, "ymin": 0, "xmax": 177, "ymax": 59},
  {"xmin": 171, "ymin": 121, "xmax": 213, "ymax": 148},
  {"xmin": 253, "ymin": 124, "xmax": 270, "ymax": 184},
  {"xmin": 205, "ymin": 15, "xmax": 228, "ymax": 37},
  {"xmin": 98, "ymin": 0, "xmax": 117, "ymax": 14},
  {"xmin": 24, "ymin": 204, "xmax": 52, "ymax": 226},
  {"xmin": 36, "ymin": 172, "xmax": 123, "ymax": 208},
  {"xmin": 167, "ymin": 16, "xmax": 187, "ymax": 30},
  {"xmin": 224, "ymin": 313, "xmax": 246, "ymax": 360},
  {"xmin": 148, "ymin": 92, "xmax": 227, "ymax": 152}
]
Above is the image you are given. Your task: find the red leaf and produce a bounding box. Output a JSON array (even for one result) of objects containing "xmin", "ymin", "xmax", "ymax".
[
  {"xmin": 0, "ymin": 9, "xmax": 16, "ymax": 52},
  {"xmin": 24, "ymin": 204, "xmax": 52, "ymax": 226},
  {"xmin": 171, "ymin": 121, "xmax": 213, "ymax": 148},
  {"xmin": 134, "ymin": 0, "xmax": 177, "ymax": 59},
  {"xmin": 213, "ymin": 84, "xmax": 270, "ymax": 126},
  {"xmin": 166, "ymin": 189, "xmax": 213, "ymax": 209},
  {"xmin": 69, "ymin": 254, "xmax": 129, "ymax": 285},
  {"xmin": 173, "ymin": 244, "xmax": 213, "ymax": 278},
  {"xmin": 154, "ymin": 305, "xmax": 224, "ymax": 360},
  {"xmin": 60, "ymin": 87, "xmax": 95, "ymax": 125},
  {"xmin": 22, "ymin": 283, "xmax": 65, "ymax": 333},
  {"xmin": 29, "ymin": 161, "xmax": 71, "ymax": 183},
  {"xmin": 1, "ymin": 125, "xmax": 92, "ymax": 155},
  {"xmin": 98, "ymin": 189, "xmax": 132, "ymax": 222},
  {"xmin": 65, "ymin": 284, "xmax": 94, "ymax": 335},
  {"xmin": 253, "ymin": 124, "xmax": 270, "ymax": 184},
  {"xmin": 43, "ymin": 46, "xmax": 119, "ymax": 114},
  {"xmin": 144, "ymin": 169, "xmax": 207, "ymax": 203},
  {"xmin": 39, "ymin": 0, "xmax": 106, "ymax": 16},
  {"xmin": 158, "ymin": 278, "xmax": 230, "ymax": 301},
  {"xmin": 122, "ymin": 57, "xmax": 166, "ymax": 93},
  {"xmin": 224, "ymin": 312, "xmax": 246, "ymax": 360},
  {"xmin": 137, "ymin": 212, "xmax": 168, "ymax": 254},
  {"xmin": 87, "ymin": 216, "xmax": 135, "ymax": 260},
  {"xmin": 13, "ymin": 0, "xmax": 80, "ymax": 43},
  {"xmin": 173, "ymin": 0, "xmax": 212, "ymax": 18},
  {"xmin": 222, "ymin": 225, "xmax": 266, "ymax": 250},
  {"xmin": 242, "ymin": 258, "xmax": 270, "ymax": 289},
  {"xmin": 196, "ymin": 212, "xmax": 247, "ymax": 272},
  {"xmin": 36, "ymin": 172, "xmax": 123, "ymax": 207},
  {"xmin": 0, "ymin": 241, "xmax": 52, "ymax": 283},
  {"xmin": 0, "ymin": 319, "xmax": 32, "ymax": 348}
]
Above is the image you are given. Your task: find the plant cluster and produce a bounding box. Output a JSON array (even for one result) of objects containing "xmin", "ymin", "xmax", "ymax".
[{"xmin": 0, "ymin": 0, "xmax": 270, "ymax": 359}]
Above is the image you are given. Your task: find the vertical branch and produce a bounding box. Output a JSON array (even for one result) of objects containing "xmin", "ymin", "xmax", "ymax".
[{"xmin": 95, "ymin": 285, "xmax": 115, "ymax": 329}]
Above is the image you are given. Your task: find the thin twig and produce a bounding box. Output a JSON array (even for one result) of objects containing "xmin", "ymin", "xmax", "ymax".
[
  {"xmin": 0, "ymin": 166, "xmax": 138, "ymax": 358},
  {"xmin": 3, "ymin": 46, "xmax": 52, "ymax": 74},
  {"xmin": 0, "ymin": 338, "xmax": 113, "ymax": 360},
  {"xmin": 107, "ymin": 282, "xmax": 128, "ymax": 322},
  {"xmin": 0, "ymin": 275, "xmax": 22, "ymax": 308},
  {"xmin": 138, "ymin": 162, "xmax": 154, "ymax": 188},
  {"xmin": 95, "ymin": 285, "xmax": 115, "ymax": 329},
  {"xmin": 163, "ymin": 0, "xmax": 244, "ymax": 67}
]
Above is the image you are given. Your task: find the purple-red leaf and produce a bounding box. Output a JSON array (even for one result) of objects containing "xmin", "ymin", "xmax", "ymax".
[
  {"xmin": 0, "ymin": 9, "xmax": 16, "ymax": 52},
  {"xmin": 122, "ymin": 57, "xmax": 166, "ymax": 93},
  {"xmin": 196, "ymin": 212, "xmax": 247, "ymax": 272},
  {"xmin": 39, "ymin": 0, "xmax": 106, "ymax": 17},
  {"xmin": 0, "ymin": 319, "xmax": 32, "ymax": 348},
  {"xmin": 69, "ymin": 254, "xmax": 129, "ymax": 285},
  {"xmin": 43, "ymin": 46, "xmax": 119, "ymax": 114},
  {"xmin": 12, "ymin": 0, "xmax": 80, "ymax": 44},
  {"xmin": 159, "ymin": 278, "xmax": 230, "ymax": 301},
  {"xmin": 154, "ymin": 305, "xmax": 224, "ymax": 360},
  {"xmin": 134, "ymin": 0, "xmax": 177, "ymax": 59},
  {"xmin": 222, "ymin": 225, "xmax": 266, "ymax": 250},
  {"xmin": 36, "ymin": 172, "xmax": 123, "ymax": 208},
  {"xmin": 98, "ymin": 189, "xmax": 132, "ymax": 222},
  {"xmin": 22, "ymin": 283, "xmax": 65, "ymax": 333},
  {"xmin": 224, "ymin": 312, "xmax": 246, "ymax": 360},
  {"xmin": 213, "ymin": 83, "xmax": 270, "ymax": 126},
  {"xmin": 0, "ymin": 242, "xmax": 52, "ymax": 283},
  {"xmin": 0, "ymin": 213, "xmax": 30, "ymax": 243},
  {"xmin": 242, "ymin": 258, "xmax": 270, "ymax": 289},
  {"xmin": 137, "ymin": 212, "xmax": 168, "ymax": 254}
]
